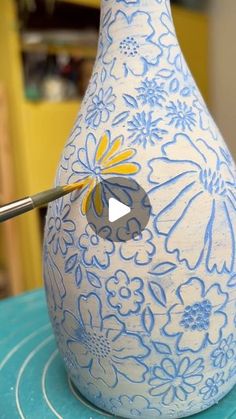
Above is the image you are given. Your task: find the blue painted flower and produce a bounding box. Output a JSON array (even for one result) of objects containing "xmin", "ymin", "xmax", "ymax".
[
  {"xmin": 47, "ymin": 199, "xmax": 75, "ymax": 255},
  {"xmin": 149, "ymin": 133, "xmax": 236, "ymax": 273},
  {"xmin": 110, "ymin": 394, "xmax": 161, "ymax": 416},
  {"xmin": 149, "ymin": 357, "xmax": 204, "ymax": 405},
  {"xmin": 43, "ymin": 247, "xmax": 66, "ymax": 312},
  {"xmin": 103, "ymin": 10, "xmax": 162, "ymax": 78},
  {"xmin": 61, "ymin": 125, "xmax": 80, "ymax": 170},
  {"xmin": 106, "ymin": 270, "xmax": 144, "ymax": 316},
  {"xmin": 119, "ymin": 220, "xmax": 156, "ymax": 265},
  {"xmin": 79, "ymin": 223, "xmax": 115, "ymax": 269},
  {"xmin": 136, "ymin": 78, "xmax": 167, "ymax": 107},
  {"xmin": 211, "ymin": 334, "xmax": 236, "ymax": 368},
  {"xmin": 164, "ymin": 277, "xmax": 228, "ymax": 352},
  {"xmin": 62, "ymin": 293, "xmax": 149, "ymax": 387},
  {"xmin": 85, "ymin": 87, "xmax": 116, "ymax": 128},
  {"xmin": 166, "ymin": 100, "xmax": 196, "ymax": 131},
  {"xmin": 200, "ymin": 372, "xmax": 224, "ymax": 401},
  {"xmin": 159, "ymin": 9, "xmax": 188, "ymax": 76},
  {"xmin": 128, "ymin": 111, "xmax": 167, "ymax": 148}
]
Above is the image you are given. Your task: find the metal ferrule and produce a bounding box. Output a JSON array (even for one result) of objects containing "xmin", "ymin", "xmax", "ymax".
[{"xmin": 0, "ymin": 197, "xmax": 34, "ymax": 222}]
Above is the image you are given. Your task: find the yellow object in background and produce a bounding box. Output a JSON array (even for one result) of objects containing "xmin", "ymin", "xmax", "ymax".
[{"xmin": 0, "ymin": 0, "xmax": 209, "ymax": 293}]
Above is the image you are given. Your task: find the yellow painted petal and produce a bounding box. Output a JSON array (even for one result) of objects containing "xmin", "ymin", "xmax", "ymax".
[
  {"xmin": 101, "ymin": 137, "xmax": 123, "ymax": 165},
  {"xmin": 95, "ymin": 133, "xmax": 109, "ymax": 163},
  {"xmin": 102, "ymin": 163, "xmax": 139, "ymax": 175},
  {"xmin": 93, "ymin": 181, "xmax": 103, "ymax": 216},
  {"xmin": 104, "ymin": 149, "xmax": 135, "ymax": 168},
  {"xmin": 81, "ymin": 178, "xmax": 97, "ymax": 215}
]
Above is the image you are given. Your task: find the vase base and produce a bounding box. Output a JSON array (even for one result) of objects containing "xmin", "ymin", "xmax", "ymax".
[{"xmin": 68, "ymin": 376, "xmax": 115, "ymax": 418}]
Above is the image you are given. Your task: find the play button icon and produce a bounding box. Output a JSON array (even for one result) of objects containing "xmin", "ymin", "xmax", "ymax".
[
  {"xmin": 85, "ymin": 176, "xmax": 151, "ymax": 242},
  {"xmin": 108, "ymin": 198, "xmax": 131, "ymax": 223}
]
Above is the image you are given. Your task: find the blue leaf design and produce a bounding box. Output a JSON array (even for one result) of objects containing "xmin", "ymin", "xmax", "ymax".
[
  {"xmin": 181, "ymin": 87, "xmax": 191, "ymax": 97},
  {"xmin": 157, "ymin": 69, "xmax": 174, "ymax": 79},
  {"xmin": 169, "ymin": 78, "xmax": 179, "ymax": 93},
  {"xmin": 87, "ymin": 271, "xmax": 102, "ymax": 288},
  {"xmin": 75, "ymin": 264, "xmax": 82, "ymax": 287},
  {"xmin": 227, "ymin": 274, "xmax": 236, "ymax": 288},
  {"xmin": 149, "ymin": 282, "xmax": 167, "ymax": 308},
  {"xmin": 123, "ymin": 94, "xmax": 138, "ymax": 109},
  {"xmin": 65, "ymin": 254, "xmax": 78, "ymax": 273},
  {"xmin": 101, "ymin": 68, "xmax": 107, "ymax": 83},
  {"xmin": 102, "ymin": 9, "xmax": 112, "ymax": 27},
  {"xmin": 153, "ymin": 341, "xmax": 172, "ymax": 355},
  {"xmin": 112, "ymin": 111, "xmax": 130, "ymax": 126},
  {"xmin": 141, "ymin": 307, "xmax": 155, "ymax": 334},
  {"xmin": 151, "ymin": 262, "xmax": 176, "ymax": 276}
]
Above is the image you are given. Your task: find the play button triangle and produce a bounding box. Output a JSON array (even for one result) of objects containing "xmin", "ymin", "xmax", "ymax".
[{"xmin": 108, "ymin": 198, "xmax": 131, "ymax": 223}]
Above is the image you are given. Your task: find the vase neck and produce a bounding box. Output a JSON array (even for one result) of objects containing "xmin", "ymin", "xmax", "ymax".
[{"xmin": 100, "ymin": 0, "xmax": 171, "ymax": 15}]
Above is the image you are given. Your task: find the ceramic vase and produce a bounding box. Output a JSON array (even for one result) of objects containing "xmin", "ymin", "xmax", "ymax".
[{"xmin": 43, "ymin": 0, "xmax": 236, "ymax": 417}]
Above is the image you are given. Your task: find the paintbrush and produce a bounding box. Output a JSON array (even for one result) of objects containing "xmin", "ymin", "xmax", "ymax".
[{"xmin": 0, "ymin": 182, "xmax": 85, "ymax": 223}]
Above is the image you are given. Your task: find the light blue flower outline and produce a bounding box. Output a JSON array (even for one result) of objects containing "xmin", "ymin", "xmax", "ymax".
[
  {"xmin": 136, "ymin": 77, "xmax": 167, "ymax": 107},
  {"xmin": 85, "ymin": 87, "xmax": 116, "ymax": 129},
  {"xmin": 166, "ymin": 100, "xmax": 196, "ymax": 131},
  {"xmin": 149, "ymin": 357, "xmax": 204, "ymax": 405},
  {"xmin": 79, "ymin": 223, "xmax": 115, "ymax": 269},
  {"xmin": 128, "ymin": 111, "xmax": 167, "ymax": 148},
  {"xmin": 119, "ymin": 219, "xmax": 156, "ymax": 265},
  {"xmin": 106, "ymin": 269, "xmax": 144, "ymax": 316},
  {"xmin": 103, "ymin": 10, "xmax": 162, "ymax": 78},
  {"xmin": 148, "ymin": 133, "xmax": 236, "ymax": 273},
  {"xmin": 110, "ymin": 394, "xmax": 161, "ymax": 416},
  {"xmin": 211, "ymin": 334, "xmax": 236, "ymax": 369},
  {"xmin": 62, "ymin": 292, "xmax": 150, "ymax": 387},
  {"xmin": 199, "ymin": 372, "xmax": 224, "ymax": 401},
  {"xmin": 47, "ymin": 198, "xmax": 75, "ymax": 256},
  {"xmin": 164, "ymin": 277, "xmax": 228, "ymax": 353}
]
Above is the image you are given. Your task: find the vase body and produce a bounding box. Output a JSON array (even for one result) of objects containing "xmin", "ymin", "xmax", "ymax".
[{"xmin": 43, "ymin": 1, "xmax": 236, "ymax": 417}]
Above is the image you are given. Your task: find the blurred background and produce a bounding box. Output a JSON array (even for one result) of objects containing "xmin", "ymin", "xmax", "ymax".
[{"xmin": 0, "ymin": 0, "xmax": 235, "ymax": 298}]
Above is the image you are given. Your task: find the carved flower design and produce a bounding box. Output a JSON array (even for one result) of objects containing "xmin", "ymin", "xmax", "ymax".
[
  {"xmin": 149, "ymin": 357, "xmax": 204, "ymax": 405},
  {"xmin": 149, "ymin": 133, "xmax": 236, "ymax": 273},
  {"xmin": 164, "ymin": 277, "xmax": 228, "ymax": 352},
  {"xmin": 106, "ymin": 270, "xmax": 144, "ymax": 315},
  {"xmin": 103, "ymin": 10, "xmax": 162, "ymax": 78},
  {"xmin": 62, "ymin": 293, "xmax": 149, "ymax": 387}
]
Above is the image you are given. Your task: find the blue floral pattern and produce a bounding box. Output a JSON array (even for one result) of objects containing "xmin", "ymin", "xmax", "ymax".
[
  {"xmin": 128, "ymin": 111, "xmax": 167, "ymax": 147},
  {"xmin": 149, "ymin": 134, "xmax": 236, "ymax": 273},
  {"xmin": 85, "ymin": 87, "xmax": 116, "ymax": 128},
  {"xmin": 62, "ymin": 293, "xmax": 149, "ymax": 387},
  {"xmin": 47, "ymin": 199, "xmax": 75, "ymax": 255},
  {"xmin": 136, "ymin": 77, "xmax": 167, "ymax": 107},
  {"xmin": 149, "ymin": 357, "xmax": 204, "ymax": 404},
  {"xmin": 79, "ymin": 223, "xmax": 115, "ymax": 269},
  {"xmin": 200, "ymin": 372, "xmax": 225, "ymax": 401},
  {"xmin": 119, "ymin": 220, "xmax": 155, "ymax": 265},
  {"xmin": 103, "ymin": 10, "xmax": 162, "ymax": 78},
  {"xmin": 211, "ymin": 334, "xmax": 236, "ymax": 369},
  {"xmin": 106, "ymin": 270, "xmax": 144, "ymax": 315},
  {"xmin": 164, "ymin": 277, "xmax": 228, "ymax": 352},
  {"xmin": 110, "ymin": 394, "xmax": 161, "ymax": 416},
  {"xmin": 166, "ymin": 100, "xmax": 196, "ymax": 131}
]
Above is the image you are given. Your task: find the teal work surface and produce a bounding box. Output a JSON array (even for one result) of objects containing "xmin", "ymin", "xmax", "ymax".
[{"xmin": 0, "ymin": 289, "xmax": 236, "ymax": 419}]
